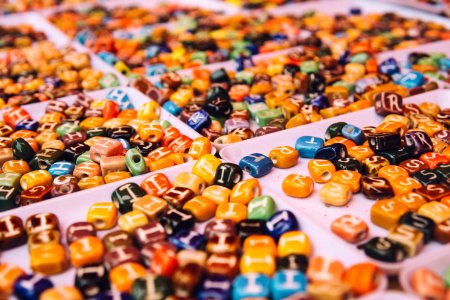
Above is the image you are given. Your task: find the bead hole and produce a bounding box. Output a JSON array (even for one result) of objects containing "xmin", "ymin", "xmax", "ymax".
[
  {"xmin": 60, "ymin": 185, "xmax": 70, "ymax": 193},
  {"xmin": 94, "ymin": 219, "xmax": 105, "ymax": 227},
  {"xmin": 321, "ymin": 171, "xmax": 332, "ymax": 181},
  {"xmin": 132, "ymin": 155, "xmax": 141, "ymax": 163},
  {"xmin": 232, "ymin": 174, "xmax": 241, "ymax": 183}
]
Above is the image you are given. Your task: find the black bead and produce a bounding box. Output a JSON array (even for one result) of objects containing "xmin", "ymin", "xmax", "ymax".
[
  {"xmin": 333, "ymin": 157, "xmax": 363, "ymax": 173},
  {"xmin": 399, "ymin": 212, "xmax": 435, "ymax": 243},
  {"xmin": 62, "ymin": 142, "xmax": 89, "ymax": 162},
  {"xmin": 111, "ymin": 183, "xmax": 147, "ymax": 214},
  {"xmin": 361, "ymin": 237, "xmax": 407, "ymax": 262},
  {"xmin": 214, "ymin": 163, "xmax": 243, "ymax": 189},
  {"xmin": 236, "ymin": 219, "xmax": 267, "ymax": 242},
  {"xmin": 29, "ymin": 148, "xmax": 64, "ymax": 170},
  {"xmin": 204, "ymin": 98, "xmax": 233, "ymax": 118},
  {"xmin": 277, "ymin": 254, "xmax": 309, "ymax": 272},
  {"xmin": 324, "ymin": 122, "xmax": 347, "ymax": 141},
  {"xmin": 210, "ymin": 69, "xmax": 230, "ymax": 84},
  {"xmin": 411, "ymin": 169, "xmax": 444, "ymax": 186},
  {"xmin": 75, "ymin": 264, "xmax": 109, "ymax": 298},
  {"xmin": 11, "ymin": 138, "xmax": 35, "ymax": 162},
  {"xmin": 314, "ymin": 144, "xmax": 347, "ymax": 161},
  {"xmin": 109, "ymin": 125, "xmax": 135, "ymax": 140},
  {"xmin": 159, "ymin": 208, "xmax": 195, "ymax": 236},
  {"xmin": 377, "ymin": 147, "xmax": 411, "ymax": 165},
  {"xmin": 86, "ymin": 127, "xmax": 109, "ymax": 138},
  {"xmin": 367, "ymin": 132, "xmax": 402, "ymax": 152}
]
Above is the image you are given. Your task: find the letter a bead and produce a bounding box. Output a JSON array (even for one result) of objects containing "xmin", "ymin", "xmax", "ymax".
[{"xmin": 282, "ymin": 174, "xmax": 314, "ymax": 198}]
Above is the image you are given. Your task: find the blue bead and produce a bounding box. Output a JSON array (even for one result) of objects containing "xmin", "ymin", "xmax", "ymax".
[
  {"xmin": 75, "ymin": 29, "xmax": 96, "ymax": 45},
  {"xmin": 341, "ymin": 124, "xmax": 365, "ymax": 145},
  {"xmin": 95, "ymin": 292, "xmax": 132, "ymax": 300},
  {"xmin": 271, "ymin": 270, "xmax": 307, "ymax": 300},
  {"xmin": 145, "ymin": 64, "xmax": 167, "ymax": 76},
  {"xmin": 439, "ymin": 57, "xmax": 450, "ymax": 72},
  {"xmin": 314, "ymin": 144, "xmax": 347, "ymax": 161},
  {"xmin": 246, "ymin": 44, "xmax": 259, "ymax": 55},
  {"xmin": 197, "ymin": 275, "xmax": 231, "ymax": 300},
  {"xmin": 239, "ymin": 153, "xmax": 273, "ymax": 178},
  {"xmin": 14, "ymin": 274, "xmax": 54, "ymax": 300},
  {"xmin": 154, "ymin": 81, "xmax": 164, "ymax": 89},
  {"xmin": 354, "ymin": 77, "xmax": 381, "ymax": 94},
  {"xmin": 113, "ymin": 30, "xmax": 133, "ymax": 40},
  {"xmin": 169, "ymin": 229, "xmax": 205, "ymax": 250},
  {"xmin": 266, "ymin": 210, "xmax": 299, "ymax": 240},
  {"xmin": 97, "ymin": 51, "xmax": 118, "ymax": 65},
  {"xmin": 295, "ymin": 136, "xmax": 324, "ymax": 158},
  {"xmin": 48, "ymin": 161, "xmax": 75, "ymax": 177},
  {"xmin": 187, "ymin": 109, "xmax": 211, "ymax": 132},
  {"xmin": 378, "ymin": 58, "xmax": 400, "ymax": 75},
  {"xmin": 115, "ymin": 138, "xmax": 131, "ymax": 150},
  {"xmin": 338, "ymin": 51, "xmax": 350, "ymax": 65},
  {"xmin": 349, "ymin": 7, "xmax": 361, "ymax": 14},
  {"xmin": 232, "ymin": 273, "xmax": 271, "ymax": 299},
  {"xmin": 106, "ymin": 88, "xmax": 133, "ymax": 110},
  {"xmin": 145, "ymin": 45, "xmax": 160, "ymax": 59},
  {"xmin": 236, "ymin": 55, "xmax": 255, "ymax": 72},
  {"xmin": 163, "ymin": 101, "xmax": 182, "ymax": 116},
  {"xmin": 244, "ymin": 94, "xmax": 265, "ymax": 104},
  {"xmin": 15, "ymin": 120, "xmax": 39, "ymax": 131},
  {"xmin": 395, "ymin": 71, "xmax": 425, "ymax": 88},
  {"xmin": 311, "ymin": 95, "xmax": 329, "ymax": 110},
  {"xmin": 273, "ymin": 33, "xmax": 288, "ymax": 40}
]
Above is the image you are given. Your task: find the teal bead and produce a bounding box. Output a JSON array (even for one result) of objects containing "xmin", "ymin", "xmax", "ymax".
[
  {"xmin": 248, "ymin": 103, "xmax": 269, "ymax": 119},
  {"xmin": 125, "ymin": 149, "xmax": 147, "ymax": 176},
  {"xmin": 255, "ymin": 108, "xmax": 283, "ymax": 126},
  {"xmin": 235, "ymin": 71, "xmax": 254, "ymax": 85},
  {"xmin": 99, "ymin": 73, "xmax": 120, "ymax": 88},
  {"xmin": 300, "ymin": 60, "xmax": 319, "ymax": 74},
  {"xmin": 12, "ymin": 138, "xmax": 35, "ymax": 161},
  {"xmin": 56, "ymin": 123, "xmax": 81, "ymax": 136},
  {"xmin": 247, "ymin": 195, "xmax": 277, "ymax": 220},
  {"xmin": 76, "ymin": 151, "xmax": 93, "ymax": 164},
  {"xmin": 232, "ymin": 101, "xmax": 248, "ymax": 111},
  {"xmin": 0, "ymin": 172, "xmax": 22, "ymax": 188},
  {"xmin": 350, "ymin": 52, "xmax": 369, "ymax": 64}
]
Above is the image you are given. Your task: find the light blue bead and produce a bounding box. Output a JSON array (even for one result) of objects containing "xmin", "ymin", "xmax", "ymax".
[
  {"xmin": 439, "ymin": 57, "xmax": 450, "ymax": 72},
  {"xmin": 395, "ymin": 71, "xmax": 425, "ymax": 88},
  {"xmin": 75, "ymin": 29, "xmax": 95, "ymax": 45},
  {"xmin": 97, "ymin": 51, "xmax": 118, "ymax": 66},
  {"xmin": 239, "ymin": 153, "xmax": 273, "ymax": 178},
  {"xmin": 271, "ymin": 270, "xmax": 307, "ymax": 300},
  {"xmin": 295, "ymin": 136, "xmax": 324, "ymax": 158},
  {"xmin": 115, "ymin": 138, "xmax": 131, "ymax": 150},
  {"xmin": 145, "ymin": 64, "xmax": 167, "ymax": 76},
  {"xmin": 48, "ymin": 162, "xmax": 75, "ymax": 177},
  {"xmin": 154, "ymin": 81, "xmax": 164, "ymax": 89},
  {"xmin": 232, "ymin": 273, "xmax": 271, "ymax": 299},
  {"xmin": 163, "ymin": 101, "xmax": 182, "ymax": 116},
  {"xmin": 106, "ymin": 88, "xmax": 133, "ymax": 110},
  {"xmin": 342, "ymin": 124, "xmax": 365, "ymax": 145},
  {"xmin": 145, "ymin": 45, "xmax": 160, "ymax": 59}
]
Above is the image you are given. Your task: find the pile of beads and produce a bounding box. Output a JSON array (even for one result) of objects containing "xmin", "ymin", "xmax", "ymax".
[
  {"xmin": 238, "ymin": 95, "xmax": 449, "ymax": 263},
  {"xmin": 0, "ymin": 24, "xmax": 47, "ymax": 49},
  {"xmin": 410, "ymin": 265, "xmax": 450, "ymax": 299},
  {"xmin": 1, "ymin": 0, "xmax": 93, "ymax": 14},
  {"xmin": 0, "ymin": 156, "xmax": 384, "ymax": 299},
  {"xmin": 0, "ymin": 88, "xmax": 212, "ymax": 211},
  {"xmin": 0, "ymin": 41, "xmax": 121, "ymax": 108},
  {"xmin": 406, "ymin": 51, "xmax": 450, "ymax": 83}
]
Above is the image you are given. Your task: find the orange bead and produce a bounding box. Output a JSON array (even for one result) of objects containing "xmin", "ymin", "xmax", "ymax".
[
  {"xmin": 0, "ymin": 264, "xmax": 25, "ymax": 295},
  {"xmin": 394, "ymin": 192, "xmax": 427, "ymax": 212},
  {"xmin": 282, "ymin": 174, "xmax": 314, "ymax": 198},
  {"xmin": 69, "ymin": 236, "xmax": 105, "ymax": 267},
  {"xmin": 348, "ymin": 146, "xmax": 374, "ymax": 162},
  {"xmin": 229, "ymin": 179, "xmax": 261, "ymax": 205},
  {"xmin": 441, "ymin": 196, "xmax": 450, "ymax": 208},
  {"xmin": 330, "ymin": 170, "xmax": 361, "ymax": 193},
  {"xmin": 320, "ymin": 182, "xmax": 352, "ymax": 207},
  {"xmin": 148, "ymin": 157, "xmax": 175, "ymax": 172},
  {"xmin": 370, "ymin": 199, "xmax": 409, "ymax": 229},
  {"xmin": 243, "ymin": 235, "xmax": 277, "ymax": 256},
  {"xmin": 308, "ymin": 159, "xmax": 336, "ymax": 183},
  {"xmin": 389, "ymin": 176, "xmax": 422, "ymax": 195},
  {"xmin": 2, "ymin": 160, "xmax": 30, "ymax": 175},
  {"xmin": 110, "ymin": 262, "xmax": 147, "ymax": 293},
  {"xmin": 410, "ymin": 268, "xmax": 446, "ymax": 300},
  {"xmin": 268, "ymin": 146, "xmax": 299, "ymax": 169},
  {"xmin": 419, "ymin": 152, "xmax": 449, "ymax": 169},
  {"xmin": 378, "ymin": 165, "xmax": 409, "ymax": 182},
  {"xmin": 323, "ymin": 137, "xmax": 356, "ymax": 149},
  {"xmin": 375, "ymin": 121, "xmax": 407, "ymax": 136},
  {"xmin": 216, "ymin": 202, "xmax": 247, "ymax": 223},
  {"xmin": 344, "ymin": 263, "xmax": 381, "ymax": 296},
  {"xmin": 188, "ymin": 137, "xmax": 212, "ymax": 160},
  {"xmin": 330, "ymin": 214, "xmax": 369, "ymax": 243},
  {"xmin": 307, "ymin": 257, "xmax": 345, "ymax": 283}
]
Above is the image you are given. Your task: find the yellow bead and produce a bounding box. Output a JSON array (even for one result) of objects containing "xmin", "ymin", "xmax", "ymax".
[
  {"xmin": 282, "ymin": 174, "xmax": 314, "ymax": 198},
  {"xmin": 118, "ymin": 210, "xmax": 149, "ymax": 233},
  {"xmin": 103, "ymin": 118, "xmax": 130, "ymax": 128},
  {"xmin": 216, "ymin": 202, "xmax": 247, "ymax": 223},
  {"xmin": 378, "ymin": 165, "xmax": 409, "ymax": 182},
  {"xmin": 188, "ymin": 137, "xmax": 212, "ymax": 160},
  {"xmin": 320, "ymin": 182, "xmax": 352, "ymax": 207},
  {"xmin": 183, "ymin": 196, "xmax": 217, "ymax": 222},
  {"xmin": 348, "ymin": 146, "xmax": 374, "ymax": 162},
  {"xmin": 383, "ymin": 114, "xmax": 409, "ymax": 127},
  {"xmin": 240, "ymin": 252, "xmax": 275, "ymax": 276},
  {"xmin": 393, "ymin": 192, "xmax": 427, "ymax": 212},
  {"xmin": 229, "ymin": 179, "xmax": 261, "ymax": 205},
  {"xmin": 167, "ymin": 153, "xmax": 193, "ymax": 165},
  {"xmin": 347, "ymin": 99, "xmax": 371, "ymax": 112},
  {"xmin": 104, "ymin": 171, "xmax": 132, "ymax": 184},
  {"xmin": 137, "ymin": 101, "xmax": 161, "ymax": 120},
  {"xmin": 418, "ymin": 201, "xmax": 450, "ymax": 224},
  {"xmin": 87, "ymin": 202, "xmax": 118, "ymax": 230},
  {"xmin": 376, "ymin": 121, "xmax": 407, "ymax": 137},
  {"xmin": 35, "ymin": 132, "xmax": 59, "ymax": 145},
  {"xmin": 268, "ymin": 146, "xmax": 299, "ymax": 168},
  {"xmin": 30, "ymin": 243, "xmax": 67, "ymax": 275},
  {"xmin": 330, "ymin": 170, "xmax": 361, "ymax": 193},
  {"xmin": 170, "ymin": 88, "xmax": 193, "ymax": 108},
  {"xmin": 419, "ymin": 102, "xmax": 441, "ymax": 117},
  {"xmin": 133, "ymin": 195, "xmax": 168, "ymax": 220},
  {"xmin": 243, "ymin": 235, "xmax": 277, "ymax": 256},
  {"xmin": 78, "ymin": 176, "xmax": 105, "ymax": 190},
  {"xmin": 39, "ymin": 286, "xmax": 83, "ymax": 300},
  {"xmin": 278, "ymin": 231, "xmax": 312, "ymax": 257},
  {"xmin": 202, "ymin": 185, "xmax": 231, "ymax": 205},
  {"xmin": 308, "ymin": 159, "xmax": 336, "ymax": 183},
  {"xmin": 2, "ymin": 160, "xmax": 30, "ymax": 175},
  {"xmin": 148, "ymin": 157, "xmax": 175, "ymax": 172},
  {"xmin": 192, "ymin": 154, "xmax": 222, "ymax": 185},
  {"xmin": 172, "ymin": 172, "xmax": 206, "ymax": 195},
  {"xmin": 371, "ymin": 199, "xmax": 409, "ymax": 229},
  {"xmin": 285, "ymin": 113, "xmax": 309, "ymax": 129},
  {"xmin": 80, "ymin": 117, "xmax": 105, "ymax": 130},
  {"xmin": 20, "ymin": 170, "xmax": 52, "ymax": 190},
  {"xmin": 418, "ymin": 121, "xmax": 446, "ymax": 137}
]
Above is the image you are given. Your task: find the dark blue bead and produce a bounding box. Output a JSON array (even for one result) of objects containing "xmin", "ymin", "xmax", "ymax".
[
  {"xmin": 14, "ymin": 274, "xmax": 54, "ymax": 300},
  {"xmin": 187, "ymin": 109, "xmax": 212, "ymax": 132},
  {"xmin": 295, "ymin": 136, "xmax": 324, "ymax": 158},
  {"xmin": 341, "ymin": 124, "xmax": 365, "ymax": 145},
  {"xmin": 197, "ymin": 275, "xmax": 231, "ymax": 300},
  {"xmin": 273, "ymin": 34, "xmax": 288, "ymax": 40},
  {"xmin": 169, "ymin": 229, "xmax": 205, "ymax": 250},
  {"xmin": 266, "ymin": 210, "xmax": 299, "ymax": 240},
  {"xmin": 350, "ymin": 7, "xmax": 362, "ymax": 15},
  {"xmin": 272, "ymin": 270, "xmax": 307, "ymax": 300},
  {"xmin": 244, "ymin": 94, "xmax": 265, "ymax": 104},
  {"xmin": 239, "ymin": 153, "xmax": 273, "ymax": 178},
  {"xmin": 44, "ymin": 76, "xmax": 63, "ymax": 88},
  {"xmin": 338, "ymin": 51, "xmax": 350, "ymax": 65},
  {"xmin": 314, "ymin": 144, "xmax": 347, "ymax": 161},
  {"xmin": 163, "ymin": 101, "xmax": 182, "ymax": 116},
  {"xmin": 232, "ymin": 273, "xmax": 271, "ymax": 299},
  {"xmin": 236, "ymin": 55, "xmax": 255, "ymax": 72},
  {"xmin": 15, "ymin": 120, "xmax": 39, "ymax": 131},
  {"xmin": 246, "ymin": 44, "xmax": 259, "ymax": 55},
  {"xmin": 378, "ymin": 58, "xmax": 400, "ymax": 75},
  {"xmin": 311, "ymin": 95, "xmax": 329, "ymax": 110}
]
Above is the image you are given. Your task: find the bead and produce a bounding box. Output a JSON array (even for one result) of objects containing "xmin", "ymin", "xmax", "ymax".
[
  {"xmin": 0, "ymin": 215, "xmax": 26, "ymax": 250},
  {"xmin": 69, "ymin": 236, "xmax": 105, "ymax": 267},
  {"xmin": 307, "ymin": 159, "xmax": 336, "ymax": 183},
  {"xmin": 89, "ymin": 137, "xmax": 124, "ymax": 163},
  {"xmin": 330, "ymin": 170, "xmax": 361, "ymax": 193},
  {"xmin": 206, "ymin": 253, "xmax": 239, "ymax": 278},
  {"xmin": 214, "ymin": 163, "xmax": 243, "ymax": 189},
  {"xmin": 394, "ymin": 192, "xmax": 427, "ymax": 212},
  {"xmin": 104, "ymin": 246, "xmax": 142, "ymax": 270},
  {"xmin": 282, "ymin": 174, "xmax": 315, "ymax": 198},
  {"xmin": 87, "ymin": 202, "xmax": 118, "ymax": 230},
  {"xmin": 411, "ymin": 268, "xmax": 446, "ymax": 300},
  {"xmin": 229, "ymin": 179, "xmax": 261, "ymax": 205},
  {"xmin": 295, "ymin": 136, "xmax": 324, "ymax": 158},
  {"xmin": 25, "ymin": 213, "xmax": 59, "ymax": 235},
  {"xmin": 110, "ymin": 262, "xmax": 147, "ymax": 293},
  {"xmin": 272, "ymin": 270, "xmax": 307, "ymax": 300},
  {"xmin": 0, "ymin": 264, "xmax": 25, "ymax": 296},
  {"xmin": 118, "ymin": 210, "xmax": 149, "ymax": 233},
  {"xmin": 374, "ymin": 92, "xmax": 403, "ymax": 115},
  {"xmin": 169, "ymin": 229, "xmax": 205, "ymax": 250},
  {"xmin": 361, "ymin": 237, "xmax": 406, "ymax": 262},
  {"xmin": 30, "ymin": 243, "xmax": 67, "ymax": 275},
  {"xmin": 247, "ymin": 195, "xmax": 277, "ymax": 220},
  {"xmin": 390, "ymin": 176, "xmax": 422, "ymax": 196},
  {"xmin": 404, "ymin": 131, "xmax": 433, "ymax": 157},
  {"xmin": 0, "ymin": 186, "xmax": 20, "ymax": 211},
  {"xmin": 39, "ymin": 286, "xmax": 83, "ymax": 300},
  {"xmin": 388, "ymin": 224, "xmax": 424, "ymax": 256},
  {"xmin": 111, "ymin": 183, "xmax": 147, "ymax": 214},
  {"xmin": 162, "ymin": 186, "xmax": 194, "ymax": 209},
  {"xmin": 232, "ymin": 273, "xmax": 271, "ymax": 299},
  {"xmin": 240, "ymin": 252, "xmax": 275, "ymax": 276},
  {"xmin": 13, "ymin": 274, "xmax": 54, "ymax": 300},
  {"xmin": 378, "ymin": 165, "xmax": 409, "ymax": 182},
  {"xmin": 11, "ymin": 138, "xmax": 35, "ymax": 162},
  {"xmin": 278, "ymin": 231, "xmax": 312, "ymax": 258},
  {"xmin": 341, "ymin": 124, "xmax": 365, "ymax": 145},
  {"xmin": 343, "ymin": 263, "xmax": 381, "ymax": 296},
  {"xmin": 418, "ymin": 201, "xmax": 450, "ymax": 223},
  {"xmin": 320, "ymin": 181, "xmax": 352, "ymax": 206},
  {"xmin": 66, "ymin": 222, "xmax": 96, "ymax": 244},
  {"xmin": 307, "ymin": 256, "xmax": 344, "ymax": 283},
  {"xmin": 237, "ymin": 219, "xmax": 267, "ymax": 242},
  {"xmin": 103, "ymin": 230, "xmax": 133, "ymax": 251},
  {"xmin": 416, "ymin": 183, "xmax": 450, "ymax": 202},
  {"xmin": 434, "ymin": 219, "xmax": 450, "ymax": 243},
  {"xmin": 183, "ymin": 196, "xmax": 217, "ymax": 222},
  {"xmin": 269, "ymin": 146, "xmax": 299, "ymax": 169},
  {"xmin": 20, "ymin": 170, "xmax": 52, "ymax": 191},
  {"xmin": 370, "ymin": 199, "xmax": 409, "ymax": 229},
  {"xmin": 192, "ymin": 154, "xmax": 222, "ymax": 185},
  {"xmin": 420, "ymin": 152, "xmax": 449, "ymax": 169},
  {"xmin": 216, "ymin": 202, "xmax": 247, "ymax": 223},
  {"xmin": 204, "ymin": 219, "xmax": 236, "ymax": 239},
  {"xmin": 331, "ymin": 214, "xmax": 369, "ymax": 243},
  {"xmin": 160, "ymin": 208, "xmax": 195, "ymax": 236},
  {"xmin": 242, "ymin": 235, "xmax": 276, "ymax": 256},
  {"xmin": 197, "ymin": 275, "xmax": 231, "ymax": 300},
  {"xmin": 361, "ymin": 176, "xmax": 394, "ymax": 200},
  {"xmin": 140, "ymin": 173, "xmax": 171, "ymax": 197},
  {"xmin": 202, "ymin": 185, "xmax": 230, "ymax": 206},
  {"xmin": 131, "ymin": 276, "xmax": 172, "ymax": 300},
  {"xmin": 173, "ymin": 172, "xmax": 206, "ymax": 195},
  {"xmin": 399, "ymin": 158, "xmax": 428, "ymax": 174},
  {"xmin": 348, "ymin": 145, "xmax": 374, "ymax": 162},
  {"xmin": 266, "ymin": 210, "xmax": 299, "ymax": 241},
  {"xmin": 28, "ymin": 229, "xmax": 60, "ymax": 251},
  {"xmin": 239, "ymin": 153, "xmax": 273, "ymax": 178},
  {"xmin": 314, "ymin": 144, "xmax": 347, "ymax": 161}
]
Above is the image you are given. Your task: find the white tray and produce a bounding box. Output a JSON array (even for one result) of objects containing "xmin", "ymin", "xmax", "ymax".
[
  {"xmin": 220, "ymin": 89, "xmax": 450, "ymax": 274},
  {"xmin": 378, "ymin": 0, "xmax": 445, "ymax": 14},
  {"xmin": 0, "ymin": 160, "xmax": 387, "ymax": 298}
]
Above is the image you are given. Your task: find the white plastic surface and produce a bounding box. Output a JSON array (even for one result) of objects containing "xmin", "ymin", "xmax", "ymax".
[
  {"xmin": 220, "ymin": 89, "xmax": 450, "ymax": 274},
  {"xmin": 379, "ymin": 0, "xmax": 445, "ymax": 14},
  {"xmin": 399, "ymin": 244, "xmax": 450, "ymax": 297},
  {"xmin": 0, "ymin": 160, "xmax": 387, "ymax": 297}
]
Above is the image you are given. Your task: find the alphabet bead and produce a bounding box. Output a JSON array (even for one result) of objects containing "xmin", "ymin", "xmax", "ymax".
[
  {"xmin": 307, "ymin": 256, "xmax": 344, "ymax": 283},
  {"xmin": 371, "ymin": 199, "xmax": 409, "ymax": 229},
  {"xmin": 361, "ymin": 237, "xmax": 407, "ymax": 262},
  {"xmin": 320, "ymin": 182, "xmax": 352, "ymax": 207},
  {"xmin": 331, "ymin": 215, "xmax": 368, "ymax": 243},
  {"xmin": 282, "ymin": 174, "xmax": 315, "ymax": 198},
  {"xmin": 239, "ymin": 153, "xmax": 273, "ymax": 178},
  {"xmin": 69, "ymin": 236, "xmax": 105, "ymax": 267}
]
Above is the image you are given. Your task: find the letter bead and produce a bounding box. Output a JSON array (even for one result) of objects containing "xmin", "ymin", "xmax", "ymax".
[
  {"xmin": 25, "ymin": 213, "xmax": 59, "ymax": 235},
  {"xmin": 331, "ymin": 215, "xmax": 369, "ymax": 243},
  {"xmin": 132, "ymin": 195, "xmax": 168, "ymax": 220},
  {"xmin": 192, "ymin": 154, "xmax": 222, "ymax": 185},
  {"xmin": 331, "ymin": 170, "xmax": 361, "ymax": 193},
  {"xmin": 111, "ymin": 183, "xmax": 147, "ymax": 214},
  {"xmin": 75, "ymin": 264, "xmax": 108, "ymax": 298},
  {"xmin": 388, "ymin": 223, "xmax": 424, "ymax": 257},
  {"xmin": 418, "ymin": 201, "xmax": 450, "ymax": 223},
  {"xmin": 102, "ymin": 230, "xmax": 133, "ymax": 251},
  {"xmin": 159, "ymin": 208, "xmax": 195, "ymax": 236},
  {"xmin": 69, "ymin": 236, "xmax": 105, "ymax": 268},
  {"xmin": 39, "ymin": 286, "xmax": 83, "ymax": 300},
  {"xmin": 0, "ymin": 215, "xmax": 27, "ymax": 250},
  {"xmin": 202, "ymin": 185, "xmax": 230, "ymax": 206},
  {"xmin": 172, "ymin": 172, "xmax": 206, "ymax": 195},
  {"xmin": 183, "ymin": 196, "xmax": 217, "ymax": 222},
  {"xmin": 216, "ymin": 202, "xmax": 247, "ymax": 224},
  {"xmin": 247, "ymin": 195, "xmax": 277, "ymax": 221},
  {"xmin": 239, "ymin": 153, "xmax": 273, "ymax": 178},
  {"xmin": 266, "ymin": 210, "xmax": 299, "ymax": 241},
  {"xmin": 269, "ymin": 146, "xmax": 299, "ymax": 168},
  {"xmin": 140, "ymin": 173, "xmax": 172, "ymax": 197},
  {"xmin": 278, "ymin": 231, "xmax": 312, "ymax": 258},
  {"xmin": 66, "ymin": 222, "xmax": 96, "ymax": 244},
  {"xmin": 306, "ymin": 256, "xmax": 345, "ymax": 283},
  {"xmin": 232, "ymin": 273, "xmax": 271, "ymax": 299},
  {"xmin": 214, "ymin": 163, "xmax": 243, "ymax": 189},
  {"xmin": 371, "ymin": 200, "xmax": 409, "ymax": 229},
  {"xmin": 434, "ymin": 219, "xmax": 450, "ymax": 243},
  {"xmin": 362, "ymin": 176, "xmax": 394, "ymax": 200},
  {"xmin": 282, "ymin": 174, "xmax": 314, "ymax": 198},
  {"xmin": 87, "ymin": 202, "xmax": 118, "ymax": 230},
  {"xmin": 361, "ymin": 237, "xmax": 407, "ymax": 262},
  {"xmin": 110, "ymin": 262, "xmax": 147, "ymax": 293},
  {"xmin": 295, "ymin": 136, "xmax": 324, "ymax": 158},
  {"xmin": 344, "ymin": 263, "xmax": 382, "ymax": 296},
  {"xmin": 411, "ymin": 268, "xmax": 446, "ymax": 300},
  {"xmin": 118, "ymin": 211, "xmax": 149, "ymax": 233},
  {"xmin": 320, "ymin": 182, "xmax": 352, "ymax": 207},
  {"xmin": 30, "ymin": 243, "xmax": 68, "ymax": 275},
  {"xmin": 13, "ymin": 274, "xmax": 54, "ymax": 300}
]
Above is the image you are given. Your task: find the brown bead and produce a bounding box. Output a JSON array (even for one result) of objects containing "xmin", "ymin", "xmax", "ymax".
[
  {"xmin": 102, "ymin": 230, "xmax": 133, "ymax": 251},
  {"xmin": 361, "ymin": 176, "xmax": 394, "ymax": 200},
  {"xmin": 230, "ymin": 110, "xmax": 250, "ymax": 120},
  {"xmin": 206, "ymin": 253, "xmax": 239, "ymax": 278},
  {"xmin": 134, "ymin": 221, "xmax": 166, "ymax": 247},
  {"xmin": 172, "ymin": 263, "xmax": 203, "ymax": 298},
  {"xmin": 162, "ymin": 186, "xmax": 195, "ymax": 209},
  {"xmin": 0, "ymin": 215, "xmax": 27, "ymax": 250},
  {"xmin": 161, "ymin": 72, "xmax": 182, "ymax": 90},
  {"xmin": 25, "ymin": 213, "xmax": 59, "ymax": 235},
  {"xmin": 20, "ymin": 184, "xmax": 52, "ymax": 206},
  {"xmin": 434, "ymin": 219, "xmax": 450, "ymax": 243},
  {"xmin": 374, "ymin": 92, "xmax": 403, "ymax": 116},
  {"xmin": 104, "ymin": 246, "xmax": 142, "ymax": 270},
  {"xmin": 204, "ymin": 219, "xmax": 236, "ymax": 239},
  {"xmin": 206, "ymin": 233, "xmax": 240, "ymax": 254},
  {"xmin": 255, "ymin": 126, "xmax": 282, "ymax": 137},
  {"xmin": 230, "ymin": 128, "xmax": 254, "ymax": 141},
  {"xmin": 66, "ymin": 222, "xmax": 96, "ymax": 244},
  {"xmin": 28, "ymin": 229, "xmax": 61, "ymax": 250},
  {"xmin": 416, "ymin": 184, "xmax": 450, "ymax": 201},
  {"xmin": 399, "ymin": 159, "xmax": 429, "ymax": 175},
  {"xmin": 403, "ymin": 103, "xmax": 421, "ymax": 116},
  {"xmin": 363, "ymin": 156, "xmax": 390, "ymax": 176}
]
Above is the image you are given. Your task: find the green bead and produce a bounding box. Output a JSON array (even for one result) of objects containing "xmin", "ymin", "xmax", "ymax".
[
  {"xmin": 300, "ymin": 60, "xmax": 319, "ymax": 74},
  {"xmin": 99, "ymin": 73, "xmax": 120, "ymax": 88},
  {"xmin": 86, "ymin": 126, "xmax": 108, "ymax": 138},
  {"xmin": 231, "ymin": 49, "xmax": 250, "ymax": 59},
  {"xmin": 11, "ymin": 138, "xmax": 35, "ymax": 162},
  {"xmin": 232, "ymin": 40, "xmax": 250, "ymax": 51},
  {"xmin": 0, "ymin": 172, "xmax": 22, "ymax": 188},
  {"xmin": 158, "ymin": 120, "xmax": 171, "ymax": 129},
  {"xmin": 350, "ymin": 52, "xmax": 369, "ymax": 64},
  {"xmin": 181, "ymin": 75, "xmax": 193, "ymax": 85},
  {"xmin": 232, "ymin": 101, "xmax": 248, "ymax": 111},
  {"xmin": 333, "ymin": 80, "xmax": 355, "ymax": 94},
  {"xmin": 430, "ymin": 52, "xmax": 446, "ymax": 63},
  {"xmin": 126, "ymin": 149, "xmax": 147, "ymax": 176},
  {"xmin": 418, "ymin": 57, "xmax": 439, "ymax": 68},
  {"xmin": 255, "ymin": 108, "xmax": 283, "ymax": 126},
  {"xmin": 176, "ymin": 16, "xmax": 197, "ymax": 31},
  {"xmin": 76, "ymin": 151, "xmax": 93, "ymax": 164},
  {"xmin": 209, "ymin": 116, "xmax": 226, "ymax": 125},
  {"xmin": 444, "ymin": 265, "xmax": 450, "ymax": 288},
  {"xmin": 190, "ymin": 52, "xmax": 207, "ymax": 64},
  {"xmin": 424, "ymin": 72, "xmax": 444, "ymax": 80},
  {"xmin": 128, "ymin": 73, "xmax": 142, "ymax": 80},
  {"xmin": 56, "ymin": 123, "xmax": 81, "ymax": 136},
  {"xmin": 0, "ymin": 185, "xmax": 19, "ymax": 211},
  {"xmin": 168, "ymin": 65, "xmax": 182, "ymax": 72},
  {"xmin": 247, "ymin": 195, "xmax": 277, "ymax": 220},
  {"xmin": 235, "ymin": 71, "xmax": 254, "ymax": 85},
  {"xmin": 248, "ymin": 102, "xmax": 268, "ymax": 119}
]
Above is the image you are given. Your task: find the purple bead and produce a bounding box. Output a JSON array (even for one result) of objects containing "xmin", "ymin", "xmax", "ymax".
[
  {"xmin": 378, "ymin": 58, "xmax": 400, "ymax": 75},
  {"xmin": 197, "ymin": 275, "xmax": 231, "ymax": 300},
  {"xmin": 244, "ymin": 94, "xmax": 265, "ymax": 104},
  {"xmin": 404, "ymin": 131, "xmax": 433, "ymax": 156},
  {"xmin": 187, "ymin": 109, "xmax": 211, "ymax": 132},
  {"xmin": 311, "ymin": 95, "xmax": 329, "ymax": 110},
  {"xmin": 169, "ymin": 229, "xmax": 205, "ymax": 250},
  {"xmin": 224, "ymin": 119, "xmax": 250, "ymax": 133}
]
